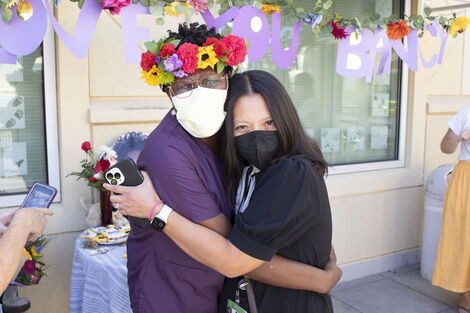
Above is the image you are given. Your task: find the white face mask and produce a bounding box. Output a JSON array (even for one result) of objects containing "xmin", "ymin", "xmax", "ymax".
[{"xmin": 171, "ymin": 87, "xmax": 228, "ymax": 138}]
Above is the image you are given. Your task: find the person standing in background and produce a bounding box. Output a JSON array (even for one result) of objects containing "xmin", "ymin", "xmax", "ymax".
[{"xmin": 433, "ymin": 105, "xmax": 470, "ymax": 313}]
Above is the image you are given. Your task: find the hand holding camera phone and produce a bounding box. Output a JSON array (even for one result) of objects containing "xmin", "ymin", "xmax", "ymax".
[{"xmin": 103, "ymin": 159, "xmax": 147, "ymax": 227}]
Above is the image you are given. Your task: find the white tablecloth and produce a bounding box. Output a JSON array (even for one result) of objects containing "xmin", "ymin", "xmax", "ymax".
[{"xmin": 69, "ymin": 232, "xmax": 132, "ymax": 313}]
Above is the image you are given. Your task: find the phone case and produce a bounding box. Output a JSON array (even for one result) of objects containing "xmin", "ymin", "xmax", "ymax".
[
  {"xmin": 104, "ymin": 159, "xmax": 147, "ymax": 227},
  {"xmin": 20, "ymin": 182, "xmax": 57, "ymax": 209},
  {"xmin": 104, "ymin": 159, "xmax": 144, "ymax": 187}
]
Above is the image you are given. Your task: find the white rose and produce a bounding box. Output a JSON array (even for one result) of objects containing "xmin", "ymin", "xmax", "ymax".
[{"xmin": 95, "ymin": 145, "xmax": 117, "ymax": 161}]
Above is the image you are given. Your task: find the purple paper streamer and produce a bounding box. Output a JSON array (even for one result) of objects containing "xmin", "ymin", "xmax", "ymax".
[
  {"xmin": 201, "ymin": 6, "xmax": 240, "ymax": 32},
  {"xmin": 428, "ymin": 20, "xmax": 447, "ymax": 64},
  {"xmin": 390, "ymin": 29, "xmax": 418, "ymax": 72},
  {"xmin": 42, "ymin": 0, "xmax": 101, "ymax": 58},
  {"xmin": 232, "ymin": 6, "xmax": 270, "ymax": 63},
  {"xmin": 121, "ymin": 3, "xmax": 150, "ymax": 63},
  {"xmin": 0, "ymin": 48, "xmax": 17, "ymax": 64},
  {"xmin": 0, "ymin": 0, "xmax": 47, "ymax": 56},
  {"xmin": 374, "ymin": 28, "xmax": 392, "ymax": 75},
  {"xmin": 270, "ymin": 12, "xmax": 301, "ymax": 69},
  {"xmin": 417, "ymin": 21, "xmax": 447, "ymax": 68}
]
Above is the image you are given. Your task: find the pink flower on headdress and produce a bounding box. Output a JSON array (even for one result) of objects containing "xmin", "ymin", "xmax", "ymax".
[
  {"xmin": 220, "ymin": 35, "xmax": 247, "ymax": 66},
  {"xmin": 102, "ymin": 0, "xmax": 131, "ymax": 15},
  {"xmin": 186, "ymin": 0, "xmax": 207, "ymax": 14},
  {"xmin": 177, "ymin": 43, "xmax": 199, "ymax": 74}
]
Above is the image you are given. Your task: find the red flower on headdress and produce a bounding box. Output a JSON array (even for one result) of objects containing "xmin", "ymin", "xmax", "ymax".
[
  {"xmin": 220, "ymin": 35, "xmax": 247, "ymax": 66},
  {"xmin": 203, "ymin": 38, "xmax": 228, "ymax": 59},
  {"xmin": 89, "ymin": 176, "xmax": 98, "ymax": 182},
  {"xmin": 158, "ymin": 43, "xmax": 176, "ymax": 59},
  {"xmin": 140, "ymin": 51, "xmax": 157, "ymax": 72},
  {"xmin": 330, "ymin": 22, "xmax": 350, "ymax": 40},
  {"xmin": 177, "ymin": 43, "xmax": 199, "ymax": 74}
]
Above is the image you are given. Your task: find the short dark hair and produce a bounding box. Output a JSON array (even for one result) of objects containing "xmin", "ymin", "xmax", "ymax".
[
  {"xmin": 219, "ymin": 70, "xmax": 328, "ymax": 202},
  {"xmin": 168, "ymin": 22, "xmax": 222, "ymax": 47}
]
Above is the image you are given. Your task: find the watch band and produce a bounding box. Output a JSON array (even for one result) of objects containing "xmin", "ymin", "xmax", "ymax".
[
  {"xmin": 151, "ymin": 204, "xmax": 173, "ymax": 232},
  {"xmin": 156, "ymin": 204, "xmax": 173, "ymax": 223}
]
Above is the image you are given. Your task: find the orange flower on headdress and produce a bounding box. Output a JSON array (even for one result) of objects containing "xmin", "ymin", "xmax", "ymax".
[{"xmin": 387, "ymin": 20, "xmax": 411, "ymax": 40}]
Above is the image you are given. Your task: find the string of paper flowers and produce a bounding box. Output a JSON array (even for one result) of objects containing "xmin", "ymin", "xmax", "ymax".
[{"xmin": 1, "ymin": 0, "xmax": 469, "ymax": 41}]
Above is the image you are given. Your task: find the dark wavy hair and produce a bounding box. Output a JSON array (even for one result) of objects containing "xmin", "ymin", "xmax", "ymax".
[
  {"xmin": 162, "ymin": 23, "xmax": 232, "ymax": 93},
  {"xmin": 219, "ymin": 70, "xmax": 328, "ymax": 202}
]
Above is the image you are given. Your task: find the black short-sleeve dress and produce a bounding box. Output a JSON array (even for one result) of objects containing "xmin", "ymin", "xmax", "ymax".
[{"xmin": 219, "ymin": 156, "xmax": 333, "ymax": 313}]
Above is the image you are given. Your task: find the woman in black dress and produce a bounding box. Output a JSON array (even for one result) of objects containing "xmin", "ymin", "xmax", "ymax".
[{"xmin": 107, "ymin": 70, "xmax": 335, "ymax": 313}]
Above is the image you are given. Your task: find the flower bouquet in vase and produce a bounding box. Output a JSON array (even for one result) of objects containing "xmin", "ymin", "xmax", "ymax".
[{"xmin": 68, "ymin": 141, "xmax": 118, "ymax": 226}]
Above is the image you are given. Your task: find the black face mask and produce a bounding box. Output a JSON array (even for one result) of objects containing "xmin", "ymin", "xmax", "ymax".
[{"xmin": 235, "ymin": 131, "xmax": 280, "ymax": 170}]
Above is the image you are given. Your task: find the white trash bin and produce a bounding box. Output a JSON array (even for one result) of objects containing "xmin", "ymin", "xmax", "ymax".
[{"xmin": 421, "ymin": 164, "xmax": 454, "ymax": 281}]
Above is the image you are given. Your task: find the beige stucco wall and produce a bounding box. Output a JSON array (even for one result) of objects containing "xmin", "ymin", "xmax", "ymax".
[{"xmin": 15, "ymin": 0, "xmax": 470, "ymax": 312}]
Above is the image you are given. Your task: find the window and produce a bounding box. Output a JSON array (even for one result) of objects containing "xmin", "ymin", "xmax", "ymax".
[
  {"xmin": 247, "ymin": 0, "xmax": 406, "ymax": 171},
  {"xmin": 0, "ymin": 29, "xmax": 59, "ymax": 207}
]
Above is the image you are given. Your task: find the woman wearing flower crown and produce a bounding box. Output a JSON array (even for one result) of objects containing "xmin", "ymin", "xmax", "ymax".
[{"xmin": 105, "ymin": 23, "xmax": 341, "ymax": 313}]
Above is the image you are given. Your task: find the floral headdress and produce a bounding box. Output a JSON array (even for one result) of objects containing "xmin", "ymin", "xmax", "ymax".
[{"xmin": 140, "ymin": 33, "xmax": 248, "ymax": 87}]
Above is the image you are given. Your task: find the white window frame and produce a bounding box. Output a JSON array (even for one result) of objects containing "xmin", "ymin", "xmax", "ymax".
[
  {"xmin": 329, "ymin": 0, "xmax": 410, "ymax": 175},
  {"xmin": 1, "ymin": 22, "xmax": 61, "ymax": 207}
]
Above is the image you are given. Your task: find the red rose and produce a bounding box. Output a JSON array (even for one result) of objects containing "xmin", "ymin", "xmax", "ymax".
[
  {"xmin": 99, "ymin": 159, "xmax": 111, "ymax": 172},
  {"xmin": 203, "ymin": 37, "xmax": 228, "ymax": 59},
  {"xmin": 220, "ymin": 35, "xmax": 247, "ymax": 66},
  {"xmin": 93, "ymin": 161, "xmax": 102, "ymax": 173},
  {"xmin": 89, "ymin": 176, "xmax": 98, "ymax": 182},
  {"xmin": 158, "ymin": 43, "xmax": 176, "ymax": 59},
  {"xmin": 176, "ymin": 43, "xmax": 199, "ymax": 74},
  {"xmin": 140, "ymin": 51, "xmax": 156, "ymax": 72},
  {"xmin": 81, "ymin": 141, "xmax": 92, "ymax": 152}
]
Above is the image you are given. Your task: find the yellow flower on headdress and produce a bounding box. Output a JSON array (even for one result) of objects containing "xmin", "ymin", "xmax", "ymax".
[
  {"xmin": 164, "ymin": 2, "xmax": 186, "ymax": 17},
  {"xmin": 261, "ymin": 3, "xmax": 281, "ymax": 15},
  {"xmin": 448, "ymin": 16, "xmax": 470, "ymax": 36},
  {"xmin": 141, "ymin": 65, "xmax": 162, "ymax": 86},
  {"xmin": 23, "ymin": 248, "xmax": 32, "ymax": 260},
  {"xmin": 197, "ymin": 46, "xmax": 219, "ymax": 70}
]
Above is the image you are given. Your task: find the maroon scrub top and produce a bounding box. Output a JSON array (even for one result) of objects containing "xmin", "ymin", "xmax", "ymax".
[{"xmin": 129, "ymin": 111, "xmax": 232, "ymax": 313}]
